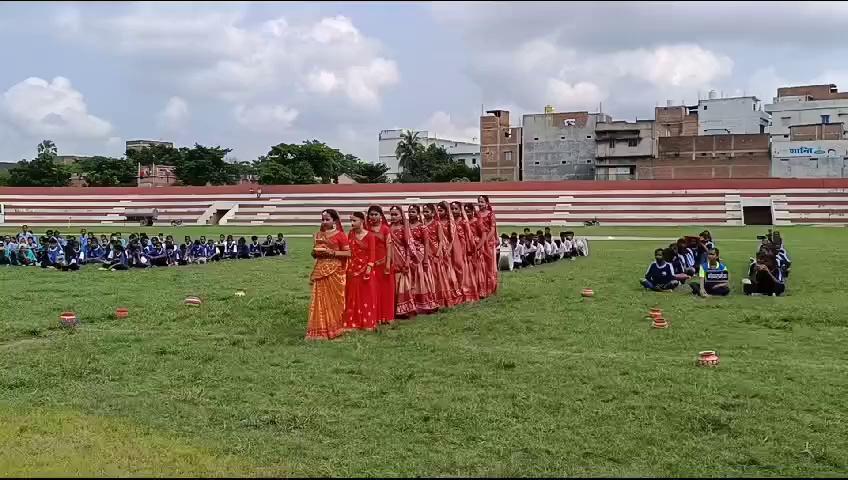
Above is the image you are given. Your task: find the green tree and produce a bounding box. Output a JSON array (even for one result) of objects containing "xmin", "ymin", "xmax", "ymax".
[
  {"xmin": 7, "ymin": 140, "xmax": 71, "ymax": 187},
  {"xmin": 173, "ymin": 144, "xmax": 237, "ymax": 186},
  {"xmin": 396, "ymin": 144, "xmax": 480, "ymax": 183},
  {"xmin": 256, "ymin": 141, "xmax": 358, "ymax": 185},
  {"xmin": 432, "ymin": 161, "xmax": 481, "ymax": 183},
  {"xmin": 125, "ymin": 143, "xmax": 183, "ymax": 167},
  {"xmin": 353, "ymin": 162, "xmax": 390, "ymax": 183},
  {"xmin": 0, "ymin": 170, "xmax": 9, "ymax": 186},
  {"xmin": 76, "ymin": 156, "xmax": 138, "ymax": 186},
  {"xmin": 395, "ymin": 130, "xmax": 423, "ymax": 172}
]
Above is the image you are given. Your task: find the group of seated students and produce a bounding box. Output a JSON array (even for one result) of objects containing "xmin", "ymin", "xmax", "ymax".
[
  {"xmin": 497, "ymin": 227, "xmax": 590, "ymax": 271},
  {"xmin": 0, "ymin": 225, "xmax": 287, "ymax": 271},
  {"xmin": 641, "ymin": 229, "xmax": 790, "ymax": 297}
]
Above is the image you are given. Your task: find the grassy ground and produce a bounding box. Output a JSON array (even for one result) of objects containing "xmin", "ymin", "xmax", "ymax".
[{"xmin": 1, "ymin": 226, "xmax": 847, "ymax": 476}]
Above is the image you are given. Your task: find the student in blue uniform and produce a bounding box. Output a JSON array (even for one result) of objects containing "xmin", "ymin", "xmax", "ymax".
[
  {"xmin": 106, "ymin": 243, "xmax": 129, "ymax": 271},
  {"xmin": 249, "ymin": 235, "xmax": 263, "ymax": 258},
  {"xmin": 274, "ymin": 233, "xmax": 288, "ymax": 256},
  {"xmin": 189, "ymin": 240, "xmax": 207, "ymax": 264},
  {"xmin": 641, "ymin": 248, "xmax": 680, "ymax": 292},
  {"xmin": 236, "ymin": 237, "xmax": 251, "ymax": 259},
  {"xmin": 224, "ymin": 235, "xmax": 238, "ymax": 259},
  {"xmin": 146, "ymin": 237, "xmax": 169, "ymax": 267},
  {"xmin": 41, "ymin": 238, "xmax": 66, "ymax": 269},
  {"xmin": 690, "ymin": 247, "xmax": 730, "ymax": 297}
]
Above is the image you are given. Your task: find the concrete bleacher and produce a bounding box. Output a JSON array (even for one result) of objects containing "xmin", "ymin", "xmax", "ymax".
[{"xmin": 2, "ymin": 179, "xmax": 848, "ymax": 227}]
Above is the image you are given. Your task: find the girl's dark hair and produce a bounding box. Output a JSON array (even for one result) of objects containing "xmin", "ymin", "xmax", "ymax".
[
  {"xmin": 423, "ymin": 203, "xmax": 436, "ymax": 214},
  {"xmin": 478, "ymin": 194, "xmax": 490, "ymax": 204},
  {"xmin": 389, "ymin": 205, "xmax": 403, "ymax": 214},
  {"xmin": 408, "ymin": 205, "xmax": 421, "ymax": 214},
  {"xmin": 654, "ymin": 248, "xmax": 664, "ymax": 255},
  {"xmin": 322, "ymin": 208, "xmax": 341, "ymax": 224},
  {"xmin": 367, "ymin": 205, "xmax": 383, "ymax": 215},
  {"xmin": 352, "ymin": 211, "xmax": 366, "ymax": 221}
]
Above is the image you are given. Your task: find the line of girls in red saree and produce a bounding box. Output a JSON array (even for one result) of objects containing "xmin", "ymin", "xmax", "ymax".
[{"xmin": 305, "ymin": 196, "xmax": 499, "ymax": 340}]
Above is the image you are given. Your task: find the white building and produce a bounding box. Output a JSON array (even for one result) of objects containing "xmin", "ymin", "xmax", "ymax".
[
  {"xmin": 765, "ymin": 84, "xmax": 848, "ymax": 177},
  {"xmin": 697, "ymin": 93, "xmax": 770, "ymax": 135},
  {"xmin": 377, "ymin": 129, "xmax": 480, "ymax": 178}
]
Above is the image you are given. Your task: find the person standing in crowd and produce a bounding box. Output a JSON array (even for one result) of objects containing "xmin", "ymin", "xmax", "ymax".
[
  {"xmin": 451, "ymin": 201, "xmax": 479, "ymax": 303},
  {"xmin": 690, "ymin": 247, "xmax": 730, "ymax": 297},
  {"xmin": 367, "ymin": 205, "xmax": 395, "ymax": 325},
  {"xmin": 389, "ymin": 206, "xmax": 416, "ymax": 318},
  {"xmin": 426, "ymin": 203, "xmax": 460, "ymax": 308},
  {"xmin": 343, "ymin": 212, "xmax": 378, "ymax": 331},
  {"xmin": 476, "ymin": 195, "xmax": 499, "ymax": 296},
  {"xmin": 307, "ymin": 209, "xmax": 350, "ymax": 340},
  {"xmin": 464, "ymin": 203, "xmax": 488, "ymax": 299},
  {"xmin": 408, "ymin": 205, "xmax": 439, "ymax": 314}
]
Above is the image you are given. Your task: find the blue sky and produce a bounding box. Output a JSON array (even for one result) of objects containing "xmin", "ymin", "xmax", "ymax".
[{"xmin": 2, "ymin": 1, "xmax": 847, "ymax": 163}]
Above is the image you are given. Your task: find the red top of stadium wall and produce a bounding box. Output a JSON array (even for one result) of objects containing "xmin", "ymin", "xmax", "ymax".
[{"xmin": 3, "ymin": 178, "xmax": 848, "ymax": 196}]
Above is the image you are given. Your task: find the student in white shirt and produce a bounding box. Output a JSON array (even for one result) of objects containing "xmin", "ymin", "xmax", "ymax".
[
  {"xmin": 498, "ymin": 234, "xmax": 513, "ymax": 271},
  {"xmin": 512, "ymin": 236, "xmax": 525, "ymax": 270}
]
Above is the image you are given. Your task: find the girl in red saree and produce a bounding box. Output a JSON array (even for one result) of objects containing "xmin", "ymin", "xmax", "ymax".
[
  {"xmin": 435, "ymin": 202, "xmax": 464, "ymax": 307},
  {"xmin": 367, "ymin": 205, "xmax": 395, "ymax": 325},
  {"xmin": 476, "ymin": 195, "xmax": 499, "ymax": 297},
  {"xmin": 464, "ymin": 202, "xmax": 489, "ymax": 299},
  {"xmin": 343, "ymin": 212, "xmax": 377, "ymax": 331},
  {"xmin": 306, "ymin": 209, "xmax": 350, "ymax": 340},
  {"xmin": 389, "ymin": 205, "xmax": 416, "ymax": 318},
  {"xmin": 450, "ymin": 201, "xmax": 480, "ymax": 303},
  {"xmin": 408, "ymin": 205, "xmax": 439, "ymax": 314}
]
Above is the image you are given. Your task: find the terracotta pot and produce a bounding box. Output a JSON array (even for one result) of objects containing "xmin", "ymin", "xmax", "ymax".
[
  {"xmin": 649, "ymin": 308, "xmax": 663, "ymax": 318},
  {"xmin": 115, "ymin": 308, "xmax": 129, "ymax": 319},
  {"xmin": 651, "ymin": 317, "xmax": 668, "ymax": 329},
  {"xmin": 184, "ymin": 296, "xmax": 202, "ymax": 306},
  {"xmin": 59, "ymin": 312, "xmax": 78, "ymax": 328},
  {"xmin": 697, "ymin": 350, "xmax": 720, "ymax": 367},
  {"xmin": 581, "ymin": 288, "xmax": 594, "ymax": 298}
]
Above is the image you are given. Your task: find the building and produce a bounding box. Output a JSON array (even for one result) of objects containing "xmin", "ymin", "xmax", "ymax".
[
  {"xmin": 655, "ymin": 103, "xmax": 698, "ymax": 137},
  {"xmin": 56, "ymin": 155, "xmax": 93, "ymax": 165},
  {"xmin": 697, "ymin": 93, "xmax": 770, "ymax": 135},
  {"xmin": 138, "ymin": 164, "xmax": 177, "ymax": 188},
  {"xmin": 594, "ymin": 120, "xmax": 657, "ymax": 180},
  {"xmin": 652, "ymin": 134, "xmax": 771, "ymax": 179},
  {"xmin": 765, "ymin": 84, "xmax": 848, "ymax": 177},
  {"xmin": 126, "ymin": 140, "xmax": 175, "ymax": 152},
  {"xmin": 480, "ymin": 110, "xmax": 522, "ymax": 182},
  {"xmin": 522, "ymin": 111, "xmax": 611, "ymax": 181},
  {"xmin": 377, "ymin": 129, "xmax": 480, "ymax": 179}
]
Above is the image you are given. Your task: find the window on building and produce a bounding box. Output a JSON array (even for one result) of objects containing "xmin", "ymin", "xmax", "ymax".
[
  {"xmin": 534, "ymin": 161, "xmax": 540, "ymax": 165},
  {"xmin": 760, "ymin": 125, "xmax": 765, "ymax": 134},
  {"xmin": 703, "ymin": 105, "xmax": 708, "ymax": 110},
  {"xmin": 504, "ymin": 151, "xmax": 512, "ymax": 162},
  {"xmin": 822, "ymin": 114, "xmax": 831, "ymax": 124},
  {"xmin": 784, "ymin": 134, "xmax": 789, "ymax": 138},
  {"xmin": 586, "ymin": 135, "xmax": 592, "ymax": 139},
  {"xmin": 533, "ymin": 137, "xmax": 539, "ymax": 141},
  {"xmin": 560, "ymin": 136, "xmax": 565, "ymax": 140},
  {"xmin": 628, "ymin": 138, "xmax": 638, "ymax": 147},
  {"xmin": 608, "ymin": 139, "xmax": 615, "ymax": 149},
  {"xmin": 561, "ymin": 161, "xmax": 567, "ymax": 164},
  {"xmin": 471, "ymin": 158, "xmax": 477, "ymax": 165}
]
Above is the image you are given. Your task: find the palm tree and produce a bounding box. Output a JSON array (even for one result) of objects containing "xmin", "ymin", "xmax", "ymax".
[
  {"xmin": 395, "ymin": 130, "xmax": 422, "ymax": 172},
  {"xmin": 37, "ymin": 140, "xmax": 57, "ymax": 156}
]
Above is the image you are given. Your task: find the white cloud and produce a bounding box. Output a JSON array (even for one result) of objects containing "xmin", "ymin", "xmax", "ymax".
[
  {"xmin": 545, "ymin": 80, "xmax": 606, "ymax": 112},
  {"xmin": 423, "ymin": 111, "xmax": 479, "ymax": 143},
  {"xmin": 0, "ymin": 76, "xmax": 112, "ymax": 140},
  {"xmin": 233, "ymin": 104, "xmax": 299, "ymax": 131},
  {"xmin": 57, "ymin": 8, "xmax": 399, "ymax": 108},
  {"xmin": 157, "ymin": 96, "xmax": 189, "ymax": 133}
]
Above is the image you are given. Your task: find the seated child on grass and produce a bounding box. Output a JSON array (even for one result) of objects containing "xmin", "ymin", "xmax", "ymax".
[
  {"xmin": 640, "ymin": 248, "xmax": 681, "ymax": 292},
  {"xmin": 689, "ymin": 248, "xmax": 729, "ymax": 297}
]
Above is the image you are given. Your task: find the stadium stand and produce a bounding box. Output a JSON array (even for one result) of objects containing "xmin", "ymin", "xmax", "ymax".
[{"xmin": 3, "ymin": 179, "xmax": 848, "ymax": 227}]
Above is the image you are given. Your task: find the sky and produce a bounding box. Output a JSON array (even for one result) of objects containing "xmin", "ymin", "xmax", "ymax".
[{"xmin": 2, "ymin": 1, "xmax": 848, "ymax": 164}]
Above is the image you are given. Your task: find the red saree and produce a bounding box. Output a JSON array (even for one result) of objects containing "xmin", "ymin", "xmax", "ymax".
[
  {"xmin": 390, "ymin": 224, "xmax": 416, "ymax": 317},
  {"xmin": 477, "ymin": 208, "xmax": 499, "ymax": 297},
  {"xmin": 435, "ymin": 219, "xmax": 464, "ymax": 307},
  {"xmin": 306, "ymin": 230, "xmax": 348, "ymax": 340},
  {"xmin": 467, "ymin": 217, "xmax": 489, "ymax": 299},
  {"xmin": 453, "ymin": 217, "xmax": 479, "ymax": 303},
  {"xmin": 369, "ymin": 223, "xmax": 395, "ymax": 325},
  {"xmin": 410, "ymin": 222, "xmax": 439, "ymax": 313},
  {"xmin": 343, "ymin": 230, "xmax": 377, "ymax": 331}
]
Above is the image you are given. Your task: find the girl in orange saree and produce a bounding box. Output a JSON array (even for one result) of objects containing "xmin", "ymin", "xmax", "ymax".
[
  {"xmin": 435, "ymin": 201, "xmax": 464, "ymax": 307},
  {"xmin": 464, "ymin": 202, "xmax": 489, "ymax": 299},
  {"xmin": 367, "ymin": 205, "xmax": 395, "ymax": 325},
  {"xmin": 476, "ymin": 195, "xmax": 499, "ymax": 297},
  {"xmin": 306, "ymin": 209, "xmax": 350, "ymax": 340},
  {"xmin": 408, "ymin": 205, "xmax": 439, "ymax": 314},
  {"xmin": 389, "ymin": 205, "xmax": 416, "ymax": 318},
  {"xmin": 343, "ymin": 212, "xmax": 378, "ymax": 331},
  {"xmin": 450, "ymin": 201, "xmax": 479, "ymax": 303}
]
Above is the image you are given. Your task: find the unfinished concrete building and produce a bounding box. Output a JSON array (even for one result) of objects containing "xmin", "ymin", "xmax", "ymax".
[
  {"xmin": 522, "ymin": 111, "xmax": 611, "ymax": 180},
  {"xmin": 480, "ymin": 110, "xmax": 522, "ymax": 182},
  {"xmin": 594, "ymin": 120, "xmax": 657, "ymax": 180}
]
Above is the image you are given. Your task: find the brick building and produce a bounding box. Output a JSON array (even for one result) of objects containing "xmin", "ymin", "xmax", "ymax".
[
  {"xmin": 651, "ymin": 134, "xmax": 771, "ymax": 179},
  {"xmin": 655, "ymin": 104, "xmax": 698, "ymax": 137},
  {"xmin": 480, "ymin": 110, "xmax": 522, "ymax": 181}
]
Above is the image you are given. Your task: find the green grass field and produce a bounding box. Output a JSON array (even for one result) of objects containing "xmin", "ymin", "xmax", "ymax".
[{"xmin": 1, "ymin": 225, "xmax": 847, "ymax": 476}]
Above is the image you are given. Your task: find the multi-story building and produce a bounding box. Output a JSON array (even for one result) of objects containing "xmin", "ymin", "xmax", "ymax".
[
  {"xmin": 126, "ymin": 140, "xmax": 175, "ymax": 152},
  {"xmin": 480, "ymin": 110, "xmax": 522, "ymax": 182},
  {"xmin": 653, "ymin": 134, "xmax": 771, "ymax": 179},
  {"xmin": 765, "ymin": 84, "xmax": 848, "ymax": 177},
  {"xmin": 594, "ymin": 120, "xmax": 656, "ymax": 180},
  {"xmin": 655, "ymin": 103, "xmax": 698, "ymax": 137},
  {"xmin": 522, "ymin": 111, "xmax": 611, "ymax": 181},
  {"xmin": 377, "ymin": 129, "xmax": 480, "ymax": 179},
  {"xmin": 697, "ymin": 93, "xmax": 770, "ymax": 135}
]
